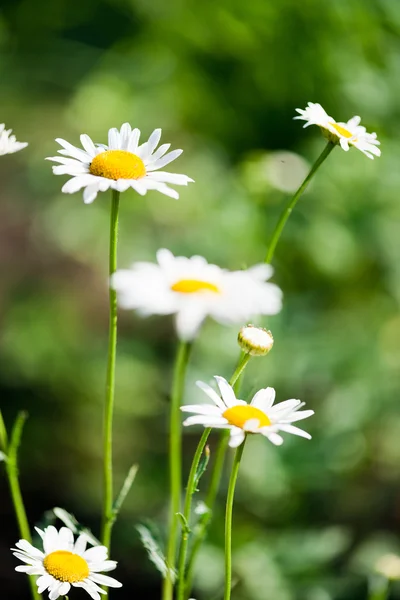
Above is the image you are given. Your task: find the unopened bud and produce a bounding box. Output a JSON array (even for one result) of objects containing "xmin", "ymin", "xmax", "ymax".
[{"xmin": 238, "ymin": 325, "xmax": 274, "ymax": 357}]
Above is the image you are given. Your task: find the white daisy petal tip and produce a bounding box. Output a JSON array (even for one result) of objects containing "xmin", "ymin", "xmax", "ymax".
[
  {"xmin": 13, "ymin": 525, "xmax": 122, "ymax": 598},
  {"xmin": 0, "ymin": 123, "xmax": 28, "ymax": 156},
  {"xmin": 47, "ymin": 125, "xmax": 193, "ymax": 202},
  {"xmin": 294, "ymin": 101, "xmax": 381, "ymax": 159}
]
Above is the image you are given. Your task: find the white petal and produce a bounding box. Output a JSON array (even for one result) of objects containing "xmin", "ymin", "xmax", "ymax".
[
  {"xmin": 278, "ymin": 424, "xmax": 312, "ymax": 439},
  {"xmin": 264, "ymin": 431, "xmax": 284, "ymax": 445},
  {"xmin": 83, "ymin": 545, "xmax": 108, "ymax": 563},
  {"xmin": 58, "ymin": 527, "xmax": 74, "ymax": 550},
  {"xmin": 147, "ymin": 143, "xmax": 170, "ymax": 162},
  {"xmin": 73, "ymin": 580, "xmax": 105, "ymax": 599},
  {"xmin": 175, "ymin": 306, "xmax": 206, "ymax": 341},
  {"xmin": 108, "ymin": 128, "xmax": 120, "ymax": 149},
  {"xmin": 146, "ymin": 149, "xmax": 183, "ymax": 171},
  {"xmin": 119, "ymin": 123, "xmax": 132, "ymax": 150},
  {"xmin": 49, "ymin": 580, "xmax": 64, "ymax": 600},
  {"xmin": 250, "ymin": 387, "xmax": 276, "ymax": 411},
  {"xmin": 15, "ymin": 539, "xmax": 44, "ymax": 558},
  {"xmin": 183, "ymin": 415, "xmax": 227, "ymax": 427},
  {"xmin": 59, "ymin": 582, "xmax": 71, "ymax": 596},
  {"xmin": 281, "ymin": 409, "xmax": 314, "ymax": 423},
  {"xmin": 243, "ymin": 418, "xmax": 261, "ymax": 432},
  {"xmin": 73, "ymin": 534, "xmax": 88, "ymax": 555},
  {"xmin": 88, "ymin": 573, "xmax": 122, "ymax": 588},
  {"xmin": 37, "ymin": 574, "xmax": 54, "ymax": 594},
  {"xmin": 43, "ymin": 526, "xmax": 59, "ymax": 554},
  {"xmin": 89, "ymin": 560, "xmax": 117, "ymax": 572},
  {"xmin": 214, "ymin": 376, "xmax": 237, "ymax": 408},
  {"xmin": 146, "ymin": 171, "xmax": 194, "ymax": 185},
  {"xmin": 180, "ymin": 404, "xmax": 222, "ymax": 416},
  {"xmin": 80, "ymin": 134, "xmax": 97, "ymax": 156},
  {"xmin": 269, "ymin": 399, "xmax": 302, "ymax": 415},
  {"xmin": 83, "ymin": 184, "xmax": 101, "ymax": 204},
  {"xmin": 61, "ymin": 174, "xmax": 98, "ymax": 194},
  {"xmin": 229, "ymin": 430, "xmax": 245, "ymax": 447},
  {"xmin": 146, "ymin": 128, "xmax": 162, "ymax": 156},
  {"xmin": 55, "ymin": 139, "xmax": 91, "ymax": 163},
  {"xmin": 127, "ymin": 128, "xmax": 140, "ymax": 153},
  {"xmin": 196, "ymin": 381, "xmax": 226, "ymax": 410}
]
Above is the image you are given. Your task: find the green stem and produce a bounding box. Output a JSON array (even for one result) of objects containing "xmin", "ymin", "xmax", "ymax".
[
  {"xmin": 264, "ymin": 141, "xmax": 335, "ymax": 264},
  {"xmin": 163, "ymin": 341, "xmax": 192, "ymax": 600},
  {"xmin": 176, "ymin": 429, "xmax": 210, "ymax": 600},
  {"xmin": 4, "ymin": 412, "xmax": 41, "ymax": 600},
  {"xmin": 182, "ymin": 353, "xmax": 251, "ymax": 598},
  {"xmin": 368, "ymin": 576, "xmax": 389, "ymax": 600},
  {"xmin": 101, "ymin": 189, "xmax": 120, "ymax": 551},
  {"xmin": 224, "ymin": 440, "xmax": 246, "ymax": 600}
]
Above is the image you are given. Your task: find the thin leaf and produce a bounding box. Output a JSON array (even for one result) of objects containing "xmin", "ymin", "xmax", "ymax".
[
  {"xmin": 193, "ymin": 445, "xmax": 210, "ymax": 492},
  {"xmin": 53, "ymin": 507, "xmax": 100, "ymax": 546},
  {"xmin": 176, "ymin": 512, "xmax": 190, "ymax": 534},
  {"xmin": 137, "ymin": 523, "xmax": 175, "ymax": 581},
  {"xmin": 0, "ymin": 410, "xmax": 8, "ymax": 451},
  {"xmin": 112, "ymin": 464, "xmax": 139, "ymax": 519}
]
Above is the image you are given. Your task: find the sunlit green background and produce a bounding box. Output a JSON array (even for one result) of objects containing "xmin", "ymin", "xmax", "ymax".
[{"xmin": 1, "ymin": 0, "xmax": 400, "ymax": 598}]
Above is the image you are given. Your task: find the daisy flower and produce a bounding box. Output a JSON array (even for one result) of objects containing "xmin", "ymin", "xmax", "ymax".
[
  {"xmin": 46, "ymin": 124, "xmax": 194, "ymax": 204},
  {"xmin": 294, "ymin": 102, "xmax": 381, "ymax": 159},
  {"xmin": 112, "ymin": 248, "xmax": 282, "ymax": 340},
  {"xmin": 0, "ymin": 123, "xmax": 28, "ymax": 155},
  {"xmin": 181, "ymin": 376, "xmax": 314, "ymax": 447},
  {"xmin": 12, "ymin": 525, "xmax": 122, "ymax": 600}
]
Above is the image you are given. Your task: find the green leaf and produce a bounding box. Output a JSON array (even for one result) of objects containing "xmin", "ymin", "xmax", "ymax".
[
  {"xmin": 176, "ymin": 512, "xmax": 190, "ymax": 534},
  {"xmin": 0, "ymin": 410, "xmax": 8, "ymax": 452},
  {"xmin": 137, "ymin": 523, "xmax": 175, "ymax": 581},
  {"xmin": 112, "ymin": 464, "xmax": 138, "ymax": 519},
  {"xmin": 193, "ymin": 445, "xmax": 210, "ymax": 492},
  {"xmin": 52, "ymin": 507, "xmax": 100, "ymax": 546}
]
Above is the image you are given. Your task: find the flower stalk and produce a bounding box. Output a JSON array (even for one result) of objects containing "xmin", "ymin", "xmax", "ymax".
[
  {"xmin": 101, "ymin": 189, "xmax": 120, "ymax": 550},
  {"xmin": 264, "ymin": 141, "xmax": 334, "ymax": 264},
  {"xmin": 1, "ymin": 411, "xmax": 42, "ymax": 600},
  {"xmin": 178, "ymin": 352, "xmax": 251, "ymax": 599},
  {"xmin": 223, "ymin": 440, "xmax": 246, "ymax": 600},
  {"xmin": 163, "ymin": 341, "xmax": 192, "ymax": 600}
]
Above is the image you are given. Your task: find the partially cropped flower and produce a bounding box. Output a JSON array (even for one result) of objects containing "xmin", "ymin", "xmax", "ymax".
[
  {"xmin": 294, "ymin": 102, "xmax": 381, "ymax": 159},
  {"xmin": 376, "ymin": 554, "xmax": 400, "ymax": 581},
  {"xmin": 112, "ymin": 249, "xmax": 282, "ymax": 340},
  {"xmin": 47, "ymin": 124, "xmax": 193, "ymax": 203},
  {"xmin": 182, "ymin": 376, "xmax": 314, "ymax": 447},
  {"xmin": 0, "ymin": 123, "xmax": 28, "ymax": 155},
  {"xmin": 238, "ymin": 324, "xmax": 274, "ymax": 356},
  {"xmin": 12, "ymin": 525, "xmax": 122, "ymax": 600}
]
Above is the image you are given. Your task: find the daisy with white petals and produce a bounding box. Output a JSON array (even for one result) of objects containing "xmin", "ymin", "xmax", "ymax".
[
  {"xmin": 47, "ymin": 124, "xmax": 193, "ymax": 203},
  {"xmin": 13, "ymin": 525, "xmax": 122, "ymax": 600},
  {"xmin": 181, "ymin": 376, "xmax": 314, "ymax": 447},
  {"xmin": 294, "ymin": 102, "xmax": 381, "ymax": 159},
  {"xmin": 0, "ymin": 123, "xmax": 28, "ymax": 155},
  {"xmin": 112, "ymin": 248, "xmax": 282, "ymax": 340}
]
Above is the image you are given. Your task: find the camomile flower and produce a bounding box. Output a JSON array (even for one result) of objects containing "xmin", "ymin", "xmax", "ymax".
[
  {"xmin": 294, "ymin": 102, "xmax": 381, "ymax": 159},
  {"xmin": 181, "ymin": 376, "xmax": 314, "ymax": 447},
  {"xmin": 112, "ymin": 248, "xmax": 282, "ymax": 340},
  {"xmin": 12, "ymin": 525, "xmax": 122, "ymax": 600},
  {"xmin": 46, "ymin": 124, "xmax": 194, "ymax": 204},
  {"xmin": 0, "ymin": 123, "xmax": 28, "ymax": 155}
]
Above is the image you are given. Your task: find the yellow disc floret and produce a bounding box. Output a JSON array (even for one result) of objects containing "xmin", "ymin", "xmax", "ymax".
[
  {"xmin": 223, "ymin": 405, "xmax": 271, "ymax": 429},
  {"xmin": 90, "ymin": 150, "xmax": 146, "ymax": 180},
  {"xmin": 330, "ymin": 122, "xmax": 353, "ymax": 139},
  {"xmin": 171, "ymin": 279, "xmax": 220, "ymax": 294},
  {"xmin": 43, "ymin": 551, "xmax": 90, "ymax": 583}
]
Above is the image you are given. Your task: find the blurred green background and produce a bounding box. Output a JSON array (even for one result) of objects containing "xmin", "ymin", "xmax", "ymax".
[{"xmin": 1, "ymin": 0, "xmax": 400, "ymax": 598}]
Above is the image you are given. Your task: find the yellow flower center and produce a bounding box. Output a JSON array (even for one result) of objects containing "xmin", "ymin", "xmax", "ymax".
[
  {"xmin": 43, "ymin": 551, "xmax": 90, "ymax": 583},
  {"xmin": 89, "ymin": 150, "xmax": 146, "ymax": 180},
  {"xmin": 171, "ymin": 279, "xmax": 220, "ymax": 294},
  {"xmin": 330, "ymin": 122, "xmax": 353, "ymax": 139},
  {"xmin": 223, "ymin": 405, "xmax": 271, "ymax": 429}
]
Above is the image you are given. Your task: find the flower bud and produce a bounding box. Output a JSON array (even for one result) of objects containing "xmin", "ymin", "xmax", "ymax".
[{"xmin": 238, "ymin": 325, "xmax": 274, "ymax": 357}]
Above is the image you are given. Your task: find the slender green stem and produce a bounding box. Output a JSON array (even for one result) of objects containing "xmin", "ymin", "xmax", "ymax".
[
  {"xmin": 368, "ymin": 576, "xmax": 389, "ymax": 600},
  {"xmin": 224, "ymin": 440, "xmax": 246, "ymax": 600},
  {"xmin": 182, "ymin": 353, "xmax": 251, "ymax": 598},
  {"xmin": 101, "ymin": 189, "xmax": 120, "ymax": 551},
  {"xmin": 176, "ymin": 429, "xmax": 209, "ymax": 600},
  {"xmin": 4, "ymin": 412, "xmax": 41, "ymax": 600},
  {"xmin": 163, "ymin": 341, "xmax": 192, "ymax": 600},
  {"xmin": 264, "ymin": 141, "xmax": 335, "ymax": 264}
]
